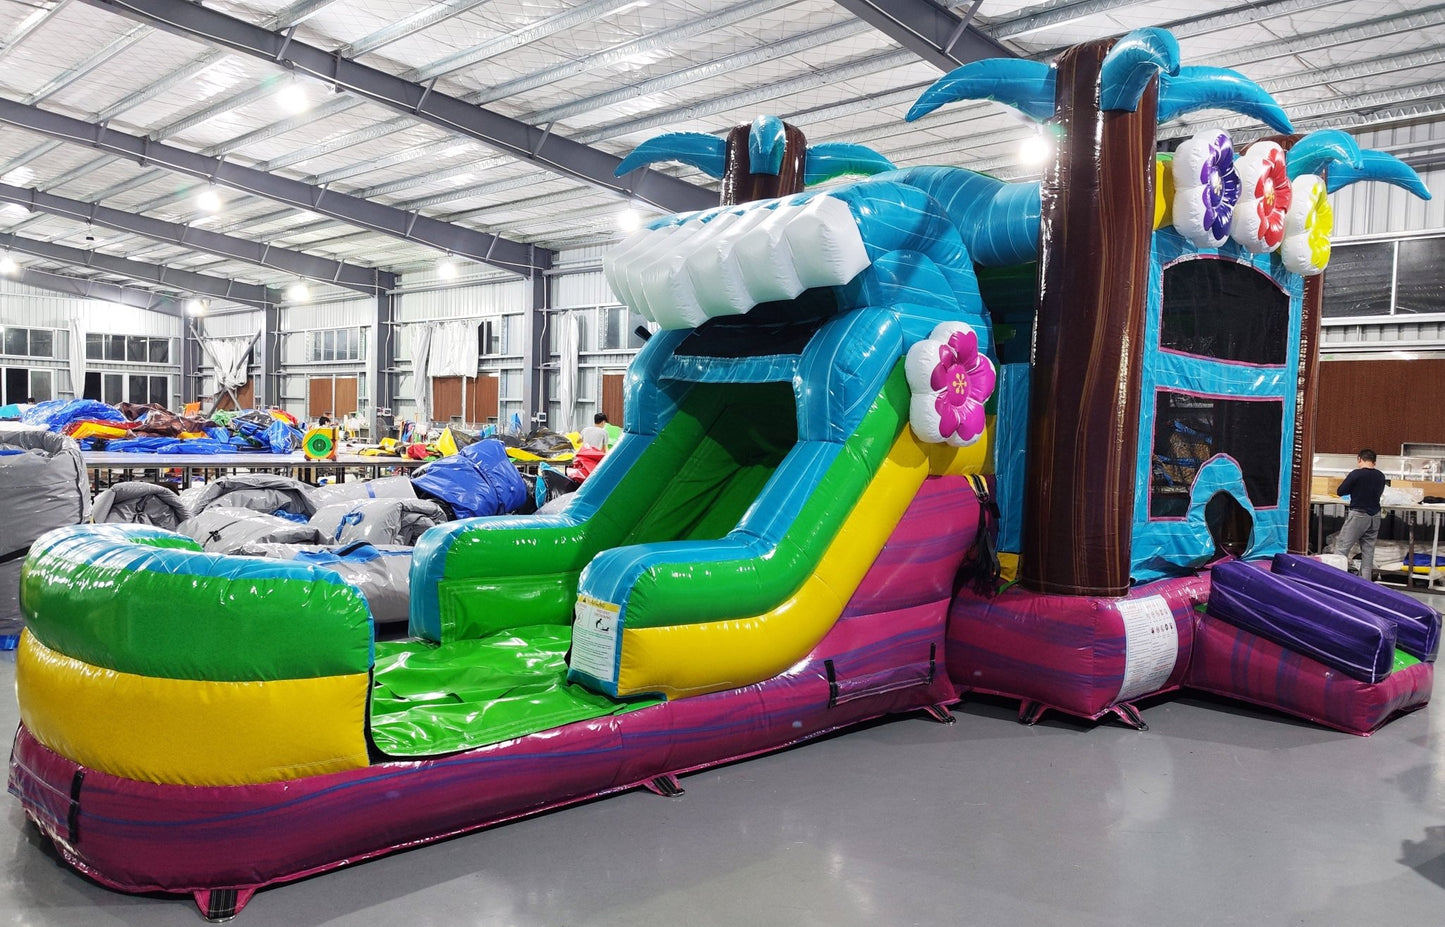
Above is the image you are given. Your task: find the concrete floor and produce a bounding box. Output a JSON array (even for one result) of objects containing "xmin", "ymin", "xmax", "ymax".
[{"xmin": 2, "ymin": 651, "xmax": 1445, "ymax": 926}]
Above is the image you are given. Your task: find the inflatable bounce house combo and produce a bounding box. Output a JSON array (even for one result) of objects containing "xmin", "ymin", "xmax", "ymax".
[{"xmin": 8, "ymin": 28, "xmax": 1439, "ymax": 918}]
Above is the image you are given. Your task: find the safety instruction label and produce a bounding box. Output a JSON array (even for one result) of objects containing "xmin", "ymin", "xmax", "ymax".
[
  {"xmin": 572, "ymin": 594, "xmax": 621, "ymax": 683},
  {"xmin": 1115, "ymin": 595, "xmax": 1179, "ymax": 703}
]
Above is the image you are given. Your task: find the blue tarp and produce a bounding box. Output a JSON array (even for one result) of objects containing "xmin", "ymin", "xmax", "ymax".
[
  {"xmin": 96, "ymin": 437, "xmax": 242, "ymax": 454},
  {"xmin": 412, "ymin": 438, "xmax": 527, "ymax": 518},
  {"xmin": 21, "ymin": 399, "xmax": 125, "ymax": 430}
]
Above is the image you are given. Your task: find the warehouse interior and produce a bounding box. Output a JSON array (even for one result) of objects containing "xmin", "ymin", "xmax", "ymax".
[{"xmin": 2, "ymin": 0, "xmax": 1445, "ymax": 923}]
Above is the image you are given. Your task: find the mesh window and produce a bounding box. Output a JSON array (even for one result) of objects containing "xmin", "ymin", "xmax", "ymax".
[
  {"xmin": 1150, "ymin": 391, "xmax": 1283, "ymax": 518},
  {"xmin": 1396, "ymin": 237, "xmax": 1445, "ymax": 314},
  {"xmin": 1323, "ymin": 242, "xmax": 1393, "ymax": 317},
  {"xmin": 1160, "ymin": 258, "xmax": 1289, "ymax": 365}
]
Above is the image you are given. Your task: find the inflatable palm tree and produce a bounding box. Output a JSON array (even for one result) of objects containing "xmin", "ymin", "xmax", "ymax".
[{"xmin": 614, "ymin": 114, "xmax": 895, "ymax": 205}]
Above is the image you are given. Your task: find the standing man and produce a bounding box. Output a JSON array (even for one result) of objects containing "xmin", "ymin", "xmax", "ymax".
[
  {"xmin": 1335, "ymin": 448, "xmax": 1388, "ymax": 581},
  {"xmin": 580, "ymin": 413, "xmax": 610, "ymax": 451}
]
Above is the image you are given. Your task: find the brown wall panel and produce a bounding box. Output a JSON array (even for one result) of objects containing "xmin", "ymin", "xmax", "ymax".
[
  {"xmin": 308, "ymin": 378, "xmax": 333, "ymax": 418},
  {"xmin": 1316, "ymin": 358, "xmax": 1445, "ymax": 454},
  {"xmin": 601, "ymin": 373, "xmax": 625, "ymax": 425}
]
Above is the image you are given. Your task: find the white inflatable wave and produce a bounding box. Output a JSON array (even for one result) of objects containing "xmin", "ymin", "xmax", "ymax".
[{"xmin": 604, "ymin": 196, "xmax": 871, "ymax": 330}]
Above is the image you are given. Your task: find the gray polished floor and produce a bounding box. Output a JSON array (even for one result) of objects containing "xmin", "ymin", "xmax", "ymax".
[{"xmin": 2, "ymin": 647, "xmax": 1444, "ymax": 927}]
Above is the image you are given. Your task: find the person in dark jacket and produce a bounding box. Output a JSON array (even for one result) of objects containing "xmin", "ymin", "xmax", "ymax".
[{"xmin": 1335, "ymin": 448, "xmax": 1388, "ymax": 580}]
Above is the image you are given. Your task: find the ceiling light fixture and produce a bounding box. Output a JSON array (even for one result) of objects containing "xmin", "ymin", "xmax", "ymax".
[
  {"xmin": 0, "ymin": 253, "xmax": 16, "ymax": 275},
  {"xmin": 186, "ymin": 297, "xmax": 209, "ymax": 316},
  {"xmin": 617, "ymin": 206, "xmax": 642, "ymax": 232},
  {"xmin": 196, "ymin": 187, "xmax": 223, "ymax": 213},
  {"xmin": 278, "ymin": 80, "xmax": 310, "ymax": 115},
  {"xmin": 1019, "ymin": 131, "xmax": 1051, "ymax": 167},
  {"xmin": 287, "ymin": 281, "xmax": 311, "ymax": 303},
  {"xmin": 437, "ymin": 258, "xmax": 459, "ymax": 280}
]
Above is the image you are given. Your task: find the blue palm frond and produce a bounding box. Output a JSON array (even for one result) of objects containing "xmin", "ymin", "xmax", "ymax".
[
  {"xmin": 614, "ymin": 132, "xmax": 728, "ymax": 179},
  {"xmin": 1157, "ymin": 66, "xmax": 1293, "ymax": 133},
  {"xmin": 803, "ymin": 142, "xmax": 895, "ymax": 186},
  {"xmin": 906, "ymin": 59, "xmax": 1057, "ymax": 123},
  {"xmin": 1099, "ymin": 27, "xmax": 1181, "ymax": 111},
  {"xmin": 1327, "ymin": 150, "xmax": 1432, "ymax": 199}
]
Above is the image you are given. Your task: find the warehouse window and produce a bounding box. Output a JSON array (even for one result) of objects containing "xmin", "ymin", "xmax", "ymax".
[
  {"xmin": 1323, "ymin": 234, "xmax": 1445, "ymax": 318},
  {"xmin": 1, "ymin": 367, "xmax": 52, "ymax": 403},
  {"xmin": 0, "ymin": 326, "xmax": 56, "ymax": 359},
  {"xmin": 85, "ymin": 372, "xmax": 166, "ymax": 405},
  {"xmin": 309, "ymin": 327, "xmax": 365, "ymax": 362},
  {"xmin": 84, "ymin": 333, "xmax": 170, "ymax": 365}
]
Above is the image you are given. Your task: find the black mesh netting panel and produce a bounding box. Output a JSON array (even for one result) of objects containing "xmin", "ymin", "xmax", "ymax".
[
  {"xmin": 1150, "ymin": 390, "xmax": 1283, "ymax": 518},
  {"xmin": 1160, "ymin": 258, "xmax": 1290, "ymax": 365}
]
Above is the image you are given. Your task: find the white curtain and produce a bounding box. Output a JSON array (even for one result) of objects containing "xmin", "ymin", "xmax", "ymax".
[
  {"xmin": 428, "ymin": 319, "xmax": 478, "ymax": 378},
  {"xmin": 200, "ymin": 335, "xmax": 256, "ymax": 391},
  {"xmin": 557, "ymin": 312, "xmax": 579, "ymax": 433},
  {"xmin": 409, "ymin": 324, "xmax": 434, "ymax": 426},
  {"xmin": 68, "ymin": 318, "xmax": 85, "ymax": 400}
]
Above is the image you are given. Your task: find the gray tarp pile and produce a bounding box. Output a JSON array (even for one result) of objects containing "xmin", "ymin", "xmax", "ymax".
[
  {"xmin": 181, "ymin": 473, "xmax": 318, "ymax": 519},
  {"xmin": 180, "ymin": 507, "xmax": 324, "ymax": 554},
  {"xmin": 0, "ymin": 429, "xmax": 91, "ymax": 638},
  {"xmin": 236, "ymin": 541, "xmax": 413, "ymax": 625},
  {"xmin": 309, "ymin": 475, "xmax": 416, "ymax": 508},
  {"xmin": 310, "ymin": 498, "xmax": 449, "ymax": 546},
  {"xmin": 92, "ymin": 481, "xmax": 189, "ymax": 530}
]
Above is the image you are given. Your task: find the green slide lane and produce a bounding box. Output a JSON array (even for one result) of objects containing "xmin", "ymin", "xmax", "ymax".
[
  {"xmin": 369, "ymin": 630, "xmax": 659, "ymax": 757},
  {"xmin": 432, "ymin": 380, "xmax": 797, "ymax": 641}
]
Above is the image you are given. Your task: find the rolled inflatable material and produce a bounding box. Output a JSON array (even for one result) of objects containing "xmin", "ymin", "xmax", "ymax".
[
  {"xmin": 1208, "ymin": 560, "xmax": 1396, "ymax": 683},
  {"xmin": 92, "ymin": 481, "xmax": 188, "ymax": 531},
  {"xmin": 309, "ymin": 474, "xmax": 416, "ymax": 508},
  {"xmin": 180, "ymin": 507, "xmax": 325, "ymax": 553},
  {"xmin": 1270, "ymin": 553, "xmax": 1441, "ymax": 662}
]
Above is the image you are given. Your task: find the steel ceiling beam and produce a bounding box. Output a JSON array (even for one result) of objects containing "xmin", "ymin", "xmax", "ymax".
[
  {"xmin": 2, "ymin": 232, "xmax": 279, "ymax": 310},
  {"xmin": 0, "ymin": 98, "xmax": 549, "ymax": 276},
  {"xmin": 0, "ymin": 182, "xmax": 396, "ymax": 295},
  {"xmin": 79, "ymin": 0, "xmax": 717, "ymax": 215},
  {"xmin": 9, "ymin": 264, "xmax": 182, "ymax": 315},
  {"xmin": 831, "ymin": 0, "xmax": 1018, "ymax": 71}
]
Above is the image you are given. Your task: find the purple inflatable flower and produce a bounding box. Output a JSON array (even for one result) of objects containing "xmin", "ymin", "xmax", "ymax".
[
  {"xmin": 905, "ymin": 321, "xmax": 996, "ymax": 447},
  {"xmin": 1171, "ymin": 129, "xmax": 1242, "ymax": 248},
  {"xmin": 1197, "ymin": 133, "xmax": 1241, "ymax": 242}
]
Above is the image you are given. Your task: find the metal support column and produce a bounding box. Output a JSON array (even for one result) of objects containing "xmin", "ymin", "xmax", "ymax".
[
  {"xmin": 521, "ymin": 266, "xmax": 548, "ymax": 432},
  {"xmin": 370, "ymin": 290, "xmax": 397, "ymax": 439},
  {"xmin": 181, "ymin": 318, "xmax": 200, "ymax": 404},
  {"xmin": 260, "ymin": 303, "xmax": 281, "ymax": 409}
]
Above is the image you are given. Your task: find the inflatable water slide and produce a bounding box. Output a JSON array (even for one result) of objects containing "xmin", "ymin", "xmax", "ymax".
[
  {"xmin": 9, "ymin": 136, "xmax": 1016, "ymax": 918},
  {"xmin": 8, "ymin": 27, "xmax": 1439, "ymax": 919}
]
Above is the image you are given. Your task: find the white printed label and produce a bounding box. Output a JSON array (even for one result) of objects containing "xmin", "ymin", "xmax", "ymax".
[
  {"xmin": 1115, "ymin": 595, "xmax": 1179, "ymax": 703},
  {"xmin": 571, "ymin": 594, "xmax": 621, "ymax": 684}
]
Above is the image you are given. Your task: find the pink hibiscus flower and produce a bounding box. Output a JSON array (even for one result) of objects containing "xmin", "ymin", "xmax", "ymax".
[{"xmin": 927, "ymin": 327, "xmax": 995, "ymax": 444}]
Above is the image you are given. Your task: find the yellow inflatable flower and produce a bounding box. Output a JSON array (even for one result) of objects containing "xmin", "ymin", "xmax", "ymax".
[{"xmin": 1282, "ymin": 174, "xmax": 1332, "ymax": 275}]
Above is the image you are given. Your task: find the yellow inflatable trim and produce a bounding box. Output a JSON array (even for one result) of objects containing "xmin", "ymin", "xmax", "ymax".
[
  {"xmin": 1154, "ymin": 155, "xmax": 1175, "ymax": 230},
  {"xmin": 17, "ymin": 633, "xmax": 370, "ymax": 787},
  {"xmin": 615, "ymin": 424, "xmax": 987, "ymax": 699}
]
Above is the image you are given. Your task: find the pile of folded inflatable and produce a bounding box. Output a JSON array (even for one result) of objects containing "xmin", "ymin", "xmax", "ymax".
[
  {"xmin": 89, "ymin": 438, "xmax": 529, "ymax": 626},
  {"xmin": 1, "ymin": 399, "xmax": 305, "ymax": 454}
]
